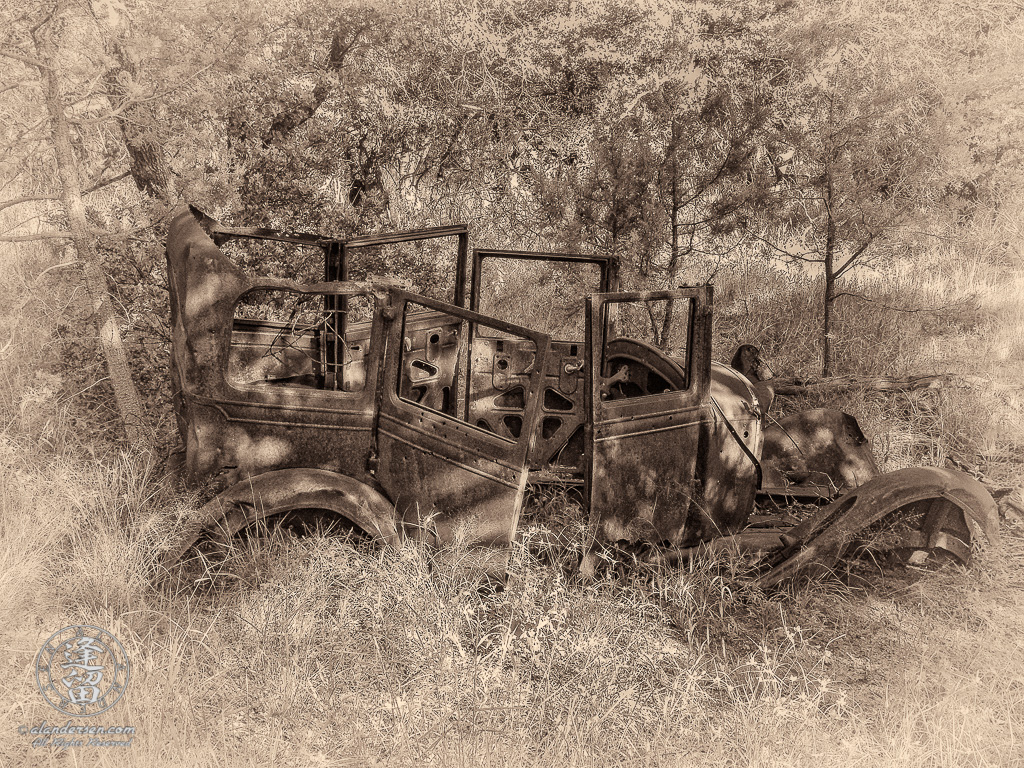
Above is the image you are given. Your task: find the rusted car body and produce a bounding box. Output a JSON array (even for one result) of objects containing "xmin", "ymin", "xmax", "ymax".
[{"xmin": 164, "ymin": 206, "xmax": 998, "ymax": 582}]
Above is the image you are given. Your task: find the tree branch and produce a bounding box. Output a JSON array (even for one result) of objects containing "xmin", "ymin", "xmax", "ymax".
[
  {"xmin": 831, "ymin": 291, "xmax": 963, "ymax": 314},
  {"xmin": 0, "ymin": 48, "xmax": 48, "ymax": 69},
  {"xmin": 0, "ymin": 119, "xmax": 49, "ymax": 151},
  {"xmin": 0, "ymin": 79, "xmax": 36, "ymax": 96},
  {"xmin": 773, "ymin": 373, "xmax": 1020, "ymax": 400},
  {"xmin": 832, "ymin": 235, "xmax": 875, "ymax": 279},
  {"xmin": 0, "ymin": 230, "xmax": 73, "ymax": 243},
  {"xmin": 83, "ymin": 170, "xmax": 131, "ymax": 194},
  {"xmin": 0, "ymin": 194, "xmax": 57, "ymax": 214},
  {"xmin": 749, "ymin": 231, "xmax": 822, "ymax": 262}
]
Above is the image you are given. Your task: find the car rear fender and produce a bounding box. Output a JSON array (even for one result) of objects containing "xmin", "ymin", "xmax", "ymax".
[{"xmin": 162, "ymin": 468, "xmax": 399, "ymax": 568}]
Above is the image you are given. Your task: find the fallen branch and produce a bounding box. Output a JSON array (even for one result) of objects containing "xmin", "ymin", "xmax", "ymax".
[{"xmin": 773, "ymin": 373, "xmax": 1021, "ymax": 399}]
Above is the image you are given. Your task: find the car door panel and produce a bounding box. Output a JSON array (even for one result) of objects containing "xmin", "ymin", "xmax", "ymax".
[
  {"xmin": 586, "ymin": 288, "xmax": 714, "ymax": 548},
  {"xmin": 376, "ymin": 289, "xmax": 551, "ymax": 546}
]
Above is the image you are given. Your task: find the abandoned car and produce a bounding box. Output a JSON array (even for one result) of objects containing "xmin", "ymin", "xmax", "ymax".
[{"xmin": 163, "ymin": 205, "xmax": 999, "ymax": 585}]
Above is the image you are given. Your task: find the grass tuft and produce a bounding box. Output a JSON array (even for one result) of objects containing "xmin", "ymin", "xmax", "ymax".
[{"xmin": 1, "ymin": 231, "xmax": 1022, "ymax": 765}]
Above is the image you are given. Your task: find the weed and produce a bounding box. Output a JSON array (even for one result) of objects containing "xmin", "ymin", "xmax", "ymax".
[{"xmin": 2, "ymin": 217, "xmax": 1022, "ymax": 766}]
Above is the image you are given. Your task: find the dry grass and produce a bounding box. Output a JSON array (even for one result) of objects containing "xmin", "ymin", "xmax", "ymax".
[{"xmin": 1, "ymin": 229, "xmax": 1023, "ymax": 767}]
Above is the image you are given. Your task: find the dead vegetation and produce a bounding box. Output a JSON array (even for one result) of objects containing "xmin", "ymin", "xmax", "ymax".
[{"xmin": 2, "ymin": 228, "xmax": 1022, "ymax": 766}]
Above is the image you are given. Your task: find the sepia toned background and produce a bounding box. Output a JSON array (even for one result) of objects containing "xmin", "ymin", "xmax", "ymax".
[{"xmin": 1, "ymin": 0, "xmax": 1022, "ymax": 764}]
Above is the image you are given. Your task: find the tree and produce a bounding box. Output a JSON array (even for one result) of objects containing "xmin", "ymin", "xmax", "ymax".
[
  {"xmin": 0, "ymin": 1, "xmax": 151, "ymax": 449},
  {"xmin": 744, "ymin": 2, "xmax": 944, "ymax": 376},
  {"xmin": 88, "ymin": 0, "xmax": 175, "ymax": 206},
  {"xmin": 216, "ymin": 0, "xmax": 535, "ymax": 239},
  {"xmin": 521, "ymin": 0, "xmax": 778, "ymax": 346}
]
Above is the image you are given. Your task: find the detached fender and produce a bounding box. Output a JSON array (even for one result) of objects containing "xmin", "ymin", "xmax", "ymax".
[
  {"xmin": 162, "ymin": 469, "xmax": 399, "ymax": 567},
  {"xmin": 755, "ymin": 467, "xmax": 999, "ymax": 588}
]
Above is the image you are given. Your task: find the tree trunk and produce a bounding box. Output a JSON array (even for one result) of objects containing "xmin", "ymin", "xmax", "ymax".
[
  {"xmin": 110, "ymin": 65, "xmax": 174, "ymax": 203},
  {"xmin": 823, "ymin": 250, "xmax": 834, "ymax": 377},
  {"xmin": 822, "ymin": 188, "xmax": 837, "ymax": 377},
  {"xmin": 87, "ymin": 5, "xmax": 174, "ymax": 204},
  {"xmin": 656, "ymin": 118, "xmax": 682, "ymax": 351},
  {"xmin": 35, "ymin": 8, "xmax": 150, "ymax": 451},
  {"xmin": 773, "ymin": 373, "xmax": 973, "ymax": 395},
  {"xmin": 658, "ymin": 121, "xmax": 681, "ymax": 351}
]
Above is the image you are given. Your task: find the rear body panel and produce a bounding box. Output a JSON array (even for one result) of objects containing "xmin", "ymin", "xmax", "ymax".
[{"xmin": 166, "ymin": 209, "xmax": 385, "ymax": 491}]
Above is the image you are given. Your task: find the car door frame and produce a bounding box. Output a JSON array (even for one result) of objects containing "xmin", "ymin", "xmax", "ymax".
[
  {"xmin": 584, "ymin": 287, "xmax": 714, "ymax": 550},
  {"xmin": 374, "ymin": 288, "xmax": 552, "ymax": 546}
]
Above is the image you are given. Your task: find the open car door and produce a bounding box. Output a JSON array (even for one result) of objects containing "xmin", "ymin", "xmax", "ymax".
[
  {"xmin": 585, "ymin": 287, "xmax": 715, "ymax": 551},
  {"xmin": 375, "ymin": 289, "xmax": 551, "ymax": 546}
]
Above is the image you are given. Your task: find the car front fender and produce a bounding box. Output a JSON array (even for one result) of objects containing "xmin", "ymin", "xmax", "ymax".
[{"xmin": 755, "ymin": 466, "xmax": 999, "ymax": 588}]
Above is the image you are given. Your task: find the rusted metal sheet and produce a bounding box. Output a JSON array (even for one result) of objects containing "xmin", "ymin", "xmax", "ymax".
[
  {"xmin": 162, "ymin": 468, "xmax": 400, "ymax": 569},
  {"xmin": 166, "ymin": 208, "xmax": 389, "ymax": 493},
  {"xmin": 374, "ymin": 289, "xmax": 551, "ymax": 547},
  {"xmin": 760, "ymin": 409, "xmax": 881, "ymax": 499},
  {"xmin": 707, "ymin": 361, "xmax": 765, "ymax": 527},
  {"xmin": 585, "ymin": 288, "xmax": 736, "ymax": 550},
  {"xmin": 754, "ymin": 467, "xmax": 1000, "ymax": 588},
  {"xmin": 717, "ymin": 345, "xmax": 879, "ymax": 501}
]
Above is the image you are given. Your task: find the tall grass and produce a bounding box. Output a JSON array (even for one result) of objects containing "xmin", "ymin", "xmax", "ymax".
[
  {"xmin": 706, "ymin": 242, "xmax": 1024, "ymax": 482},
  {"xmin": 2, "ymin": 461, "xmax": 1020, "ymax": 766},
  {"xmin": 2, "ymin": 229, "xmax": 1022, "ymax": 766}
]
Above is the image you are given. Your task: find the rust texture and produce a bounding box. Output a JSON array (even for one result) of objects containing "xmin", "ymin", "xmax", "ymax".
[
  {"xmin": 167, "ymin": 207, "xmax": 387, "ymax": 493},
  {"xmin": 165, "ymin": 205, "xmax": 1000, "ymax": 583},
  {"xmin": 761, "ymin": 409, "xmax": 881, "ymax": 498},
  {"xmin": 754, "ymin": 467, "xmax": 1000, "ymax": 588},
  {"xmin": 374, "ymin": 289, "xmax": 552, "ymax": 547},
  {"xmin": 584, "ymin": 290, "xmax": 748, "ymax": 549}
]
